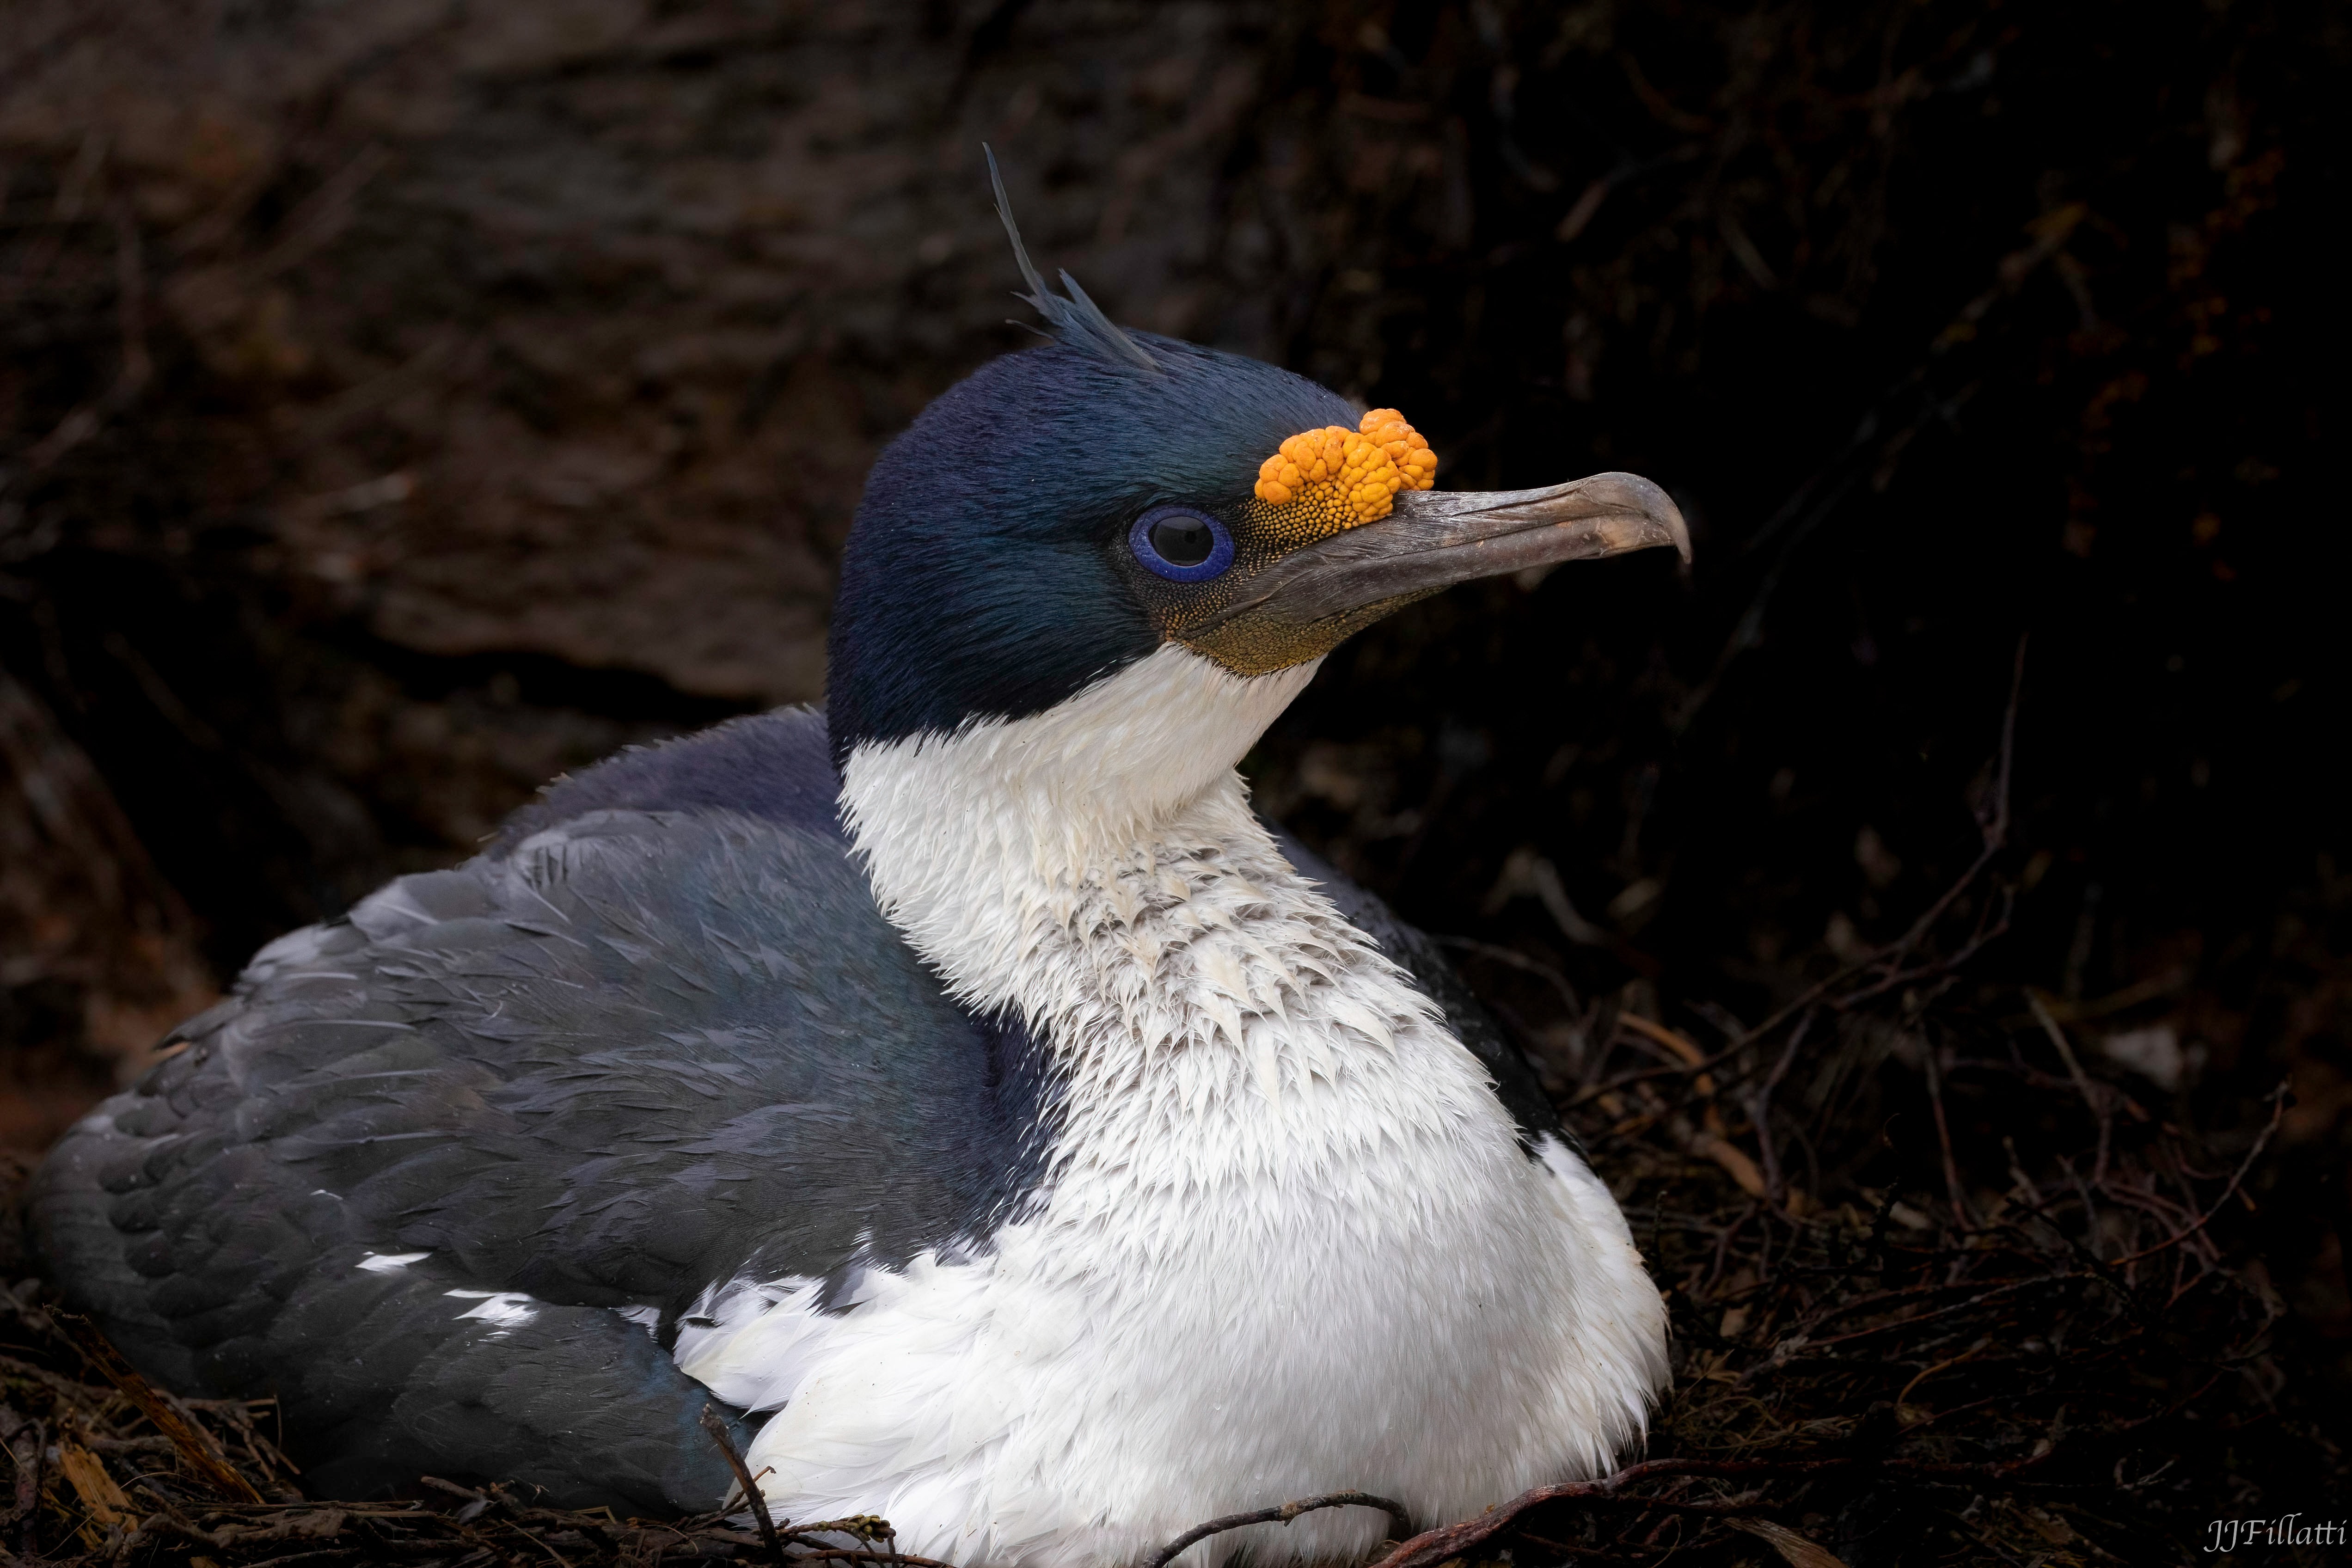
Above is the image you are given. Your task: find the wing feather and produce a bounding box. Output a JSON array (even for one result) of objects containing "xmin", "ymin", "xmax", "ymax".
[{"xmin": 34, "ymin": 798, "xmax": 1054, "ymax": 1510}]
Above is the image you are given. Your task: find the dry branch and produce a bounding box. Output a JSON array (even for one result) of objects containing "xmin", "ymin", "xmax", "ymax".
[{"xmin": 1140, "ymin": 1493, "xmax": 1413, "ymax": 1568}]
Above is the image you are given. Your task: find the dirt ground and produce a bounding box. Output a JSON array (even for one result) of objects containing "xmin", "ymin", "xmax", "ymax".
[{"xmin": 4, "ymin": 1, "xmax": 2348, "ymax": 1562}]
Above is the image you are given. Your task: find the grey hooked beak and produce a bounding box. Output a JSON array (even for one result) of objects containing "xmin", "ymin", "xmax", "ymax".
[
  {"xmin": 1291, "ymin": 471, "xmax": 1690, "ymax": 617},
  {"xmin": 1184, "ymin": 472, "xmax": 1689, "ymax": 672}
]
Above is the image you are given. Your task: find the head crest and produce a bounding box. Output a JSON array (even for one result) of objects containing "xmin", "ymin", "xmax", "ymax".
[{"xmin": 985, "ymin": 145, "xmax": 1159, "ymax": 374}]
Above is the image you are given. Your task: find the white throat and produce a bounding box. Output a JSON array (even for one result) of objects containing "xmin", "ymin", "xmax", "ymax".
[
  {"xmin": 791, "ymin": 644, "xmax": 1666, "ymax": 1564},
  {"xmin": 839, "ymin": 643, "xmax": 1484, "ymax": 1139},
  {"xmin": 839, "ymin": 644, "xmax": 1326, "ymax": 1020}
]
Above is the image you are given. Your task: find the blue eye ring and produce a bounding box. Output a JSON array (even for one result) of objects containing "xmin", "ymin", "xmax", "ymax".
[{"xmin": 1129, "ymin": 506, "xmax": 1235, "ymax": 582}]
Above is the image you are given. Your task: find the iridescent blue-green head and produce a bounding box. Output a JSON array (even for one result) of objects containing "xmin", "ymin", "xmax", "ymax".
[{"xmin": 825, "ymin": 153, "xmax": 1688, "ymax": 767}]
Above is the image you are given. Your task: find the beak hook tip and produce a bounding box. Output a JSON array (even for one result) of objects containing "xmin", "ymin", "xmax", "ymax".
[{"xmin": 1607, "ymin": 469, "xmax": 1693, "ymax": 563}]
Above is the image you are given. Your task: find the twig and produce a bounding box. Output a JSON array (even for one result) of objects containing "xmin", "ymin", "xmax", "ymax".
[
  {"xmin": 50, "ymin": 1313, "xmax": 265, "ymax": 1504},
  {"xmin": 1361, "ymin": 1448, "xmax": 2067, "ymax": 1568},
  {"xmin": 1432, "ymin": 936, "xmax": 1582, "ymax": 1013},
  {"xmin": 699, "ymin": 1406, "xmax": 783, "ymax": 1563},
  {"xmin": 1140, "ymin": 1492, "xmax": 1413, "ymax": 1568},
  {"xmin": 1831, "ymin": 890, "xmax": 2014, "ymax": 1013},
  {"xmin": 1922, "ymin": 1035, "xmax": 1972, "ymax": 1229},
  {"xmin": 1748, "ymin": 1012, "xmax": 1813, "ymax": 1203},
  {"xmin": 514, "ymin": 1524, "xmax": 576, "ymax": 1568},
  {"xmin": 1720, "ymin": 637, "xmax": 2027, "ymax": 1070},
  {"xmin": 2027, "ymin": 990, "xmax": 2113, "ymax": 1187},
  {"xmin": 1785, "ymin": 1274, "xmax": 2082, "ymax": 1354},
  {"xmin": 2106, "ymin": 1083, "xmax": 2287, "ymax": 1266},
  {"xmin": 1619, "ymin": 1014, "xmax": 1711, "ymax": 1079},
  {"xmin": 1705, "ymin": 1202, "xmax": 1756, "ymax": 1295},
  {"xmin": 1894, "ymin": 1345, "xmax": 1985, "ymax": 1408},
  {"xmin": 1567, "ymin": 1051, "xmax": 1738, "ymax": 1108},
  {"xmin": 1868, "ymin": 635, "xmax": 2026, "ymax": 979},
  {"xmin": 1524, "ymin": 857, "xmax": 1661, "ymax": 976}
]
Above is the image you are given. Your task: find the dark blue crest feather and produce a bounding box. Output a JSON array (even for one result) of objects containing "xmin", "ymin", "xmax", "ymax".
[{"xmin": 986, "ymin": 146, "xmax": 1159, "ymax": 374}]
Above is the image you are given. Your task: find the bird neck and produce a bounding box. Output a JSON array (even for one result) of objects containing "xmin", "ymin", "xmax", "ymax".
[
  {"xmin": 838, "ymin": 644, "xmax": 1316, "ymax": 1008},
  {"xmin": 836, "ymin": 646, "xmax": 1459, "ymax": 1100}
]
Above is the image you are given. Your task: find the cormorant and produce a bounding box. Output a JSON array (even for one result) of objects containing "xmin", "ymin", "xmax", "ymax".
[{"xmin": 32, "ymin": 164, "xmax": 1686, "ymax": 1567}]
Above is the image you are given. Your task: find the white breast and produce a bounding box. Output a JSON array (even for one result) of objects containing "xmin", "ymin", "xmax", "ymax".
[{"xmin": 680, "ymin": 648, "xmax": 1667, "ymax": 1568}]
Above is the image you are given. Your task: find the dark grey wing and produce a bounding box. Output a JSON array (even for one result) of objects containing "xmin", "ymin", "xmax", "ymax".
[
  {"xmin": 481, "ymin": 708, "xmax": 1549, "ymax": 1135},
  {"xmin": 32, "ymin": 803, "xmax": 1056, "ymax": 1513},
  {"xmin": 1271, "ymin": 829, "xmax": 1564, "ymax": 1152}
]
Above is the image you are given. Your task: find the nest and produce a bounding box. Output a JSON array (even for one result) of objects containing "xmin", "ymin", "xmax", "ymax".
[{"xmin": 1, "ymin": 829, "xmax": 2327, "ymax": 1568}]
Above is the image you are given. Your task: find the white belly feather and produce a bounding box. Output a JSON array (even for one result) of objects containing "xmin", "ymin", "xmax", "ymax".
[{"xmin": 674, "ymin": 648, "xmax": 1669, "ymax": 1568}]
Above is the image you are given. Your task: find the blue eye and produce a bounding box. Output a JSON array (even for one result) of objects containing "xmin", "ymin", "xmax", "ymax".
[{"xmin": 1130, "ymin": 506, "xmax": 1235, "ymax": 582}]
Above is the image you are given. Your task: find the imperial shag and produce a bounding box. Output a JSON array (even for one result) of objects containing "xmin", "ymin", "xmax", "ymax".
[{"xmin": 31, "ymin": 166, "xmax": 1687, "ymax": 1565}]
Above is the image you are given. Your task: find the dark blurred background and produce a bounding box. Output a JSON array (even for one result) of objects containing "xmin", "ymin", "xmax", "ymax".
[{"xmin": 2, "ymin": 0, "xmax": 2344, "ymax": 1395}]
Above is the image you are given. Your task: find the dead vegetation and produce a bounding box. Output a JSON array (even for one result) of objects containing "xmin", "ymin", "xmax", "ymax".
[{"xmin": 0, "ymin": 1027, "xmax": 2314, "ymax": 1566}]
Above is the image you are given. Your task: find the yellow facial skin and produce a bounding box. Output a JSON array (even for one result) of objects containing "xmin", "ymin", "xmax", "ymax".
[
  {"xmin": 1138, "ymin": 409, "xmax": 1442, "ymax": 678},
  {"xmin": 1254, "ymin": 409, "xmax": 1439, "ymax": 528}
]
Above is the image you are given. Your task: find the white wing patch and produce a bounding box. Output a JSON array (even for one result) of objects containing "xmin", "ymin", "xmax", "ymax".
[
  {"xmin": 445, "ymin": 1290, "xmax": 540, "ymax": 1329},
  {"xmin": 355, "ymin": 1251, "xmax": 428, "ymax": 1273}
]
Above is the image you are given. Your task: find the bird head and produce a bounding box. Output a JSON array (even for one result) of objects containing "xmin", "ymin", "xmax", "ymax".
[{"xmin": 826, "ymin": 154, "xmax": 1688, "ymax": 824}]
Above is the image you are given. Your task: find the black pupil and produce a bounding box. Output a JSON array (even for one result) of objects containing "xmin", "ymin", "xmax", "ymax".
[{"xmin": 1150, "ymin": 517, "xmax": 1215, "ymax": 567}]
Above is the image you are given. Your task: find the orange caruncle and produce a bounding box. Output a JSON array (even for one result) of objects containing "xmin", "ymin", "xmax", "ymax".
[{"xmin": 1252, "ymin": 408, "xmax": 1438, "ymax": 525}]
